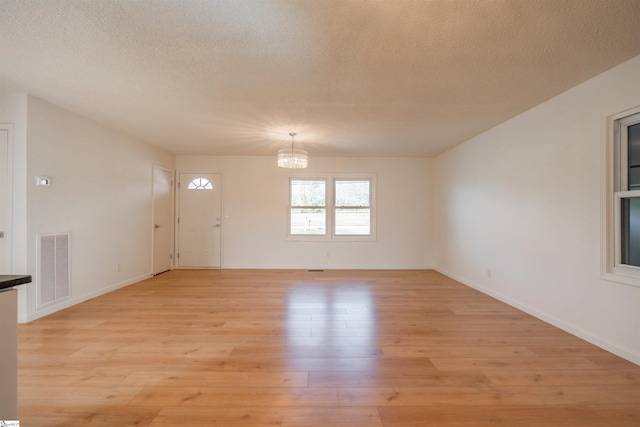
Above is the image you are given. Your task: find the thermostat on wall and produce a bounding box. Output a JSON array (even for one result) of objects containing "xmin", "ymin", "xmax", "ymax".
[{"xmin": 35, "ymin": 176, "xmax": 52, "ymax": 186}]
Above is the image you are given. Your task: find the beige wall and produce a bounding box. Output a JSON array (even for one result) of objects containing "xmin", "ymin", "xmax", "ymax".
[
  {"xmin": 19, "ymin": 96, "xmax": 174, "ymax": 321},
  {"xmin": 434, "ymin": 55, "xmax": 640, "ymax": 364},
  {"xmin": 176, "ymin": 155, "xmax": 434, "ymax": 269}
]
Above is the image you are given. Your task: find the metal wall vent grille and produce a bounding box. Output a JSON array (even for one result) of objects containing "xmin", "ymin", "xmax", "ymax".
[{"xmin": 38, "ymin": 233, "xmax": 70, "ymax": 307}]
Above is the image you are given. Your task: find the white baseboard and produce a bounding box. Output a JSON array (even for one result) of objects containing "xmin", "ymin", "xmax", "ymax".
[
  {"xmin": 219, "ymin": 264, "xmax": 435, "ymax": 270},
  {"xmin": 434, "ymin": 267, "xmax": 640, "ymax": 366},
  {"xmin": 24, "ymin": 273, "xmax": 153, "ymax": 323}
]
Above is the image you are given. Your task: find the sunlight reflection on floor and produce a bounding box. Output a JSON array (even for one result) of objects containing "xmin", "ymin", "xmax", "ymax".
[{"xmin": 285, "ymin": 282, "xmax": 377, "ymax": 370}]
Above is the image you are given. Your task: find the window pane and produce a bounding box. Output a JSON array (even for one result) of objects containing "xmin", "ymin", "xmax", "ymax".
[
  {"xmin": 335, "ymin": 208, "xmax": 370, "ymax": 235},
  {"xmin": 187, "ymin": 178, "xmax": 213, "ymax": 190},
  {"xmin": 291, "ymin": 180, "xmax": 325, "ymax": 207},
  {"xmin": 621, "ymin": 197, "xmax": 640, "ymax": 267},
  {"xmin": 335, "ymin": 180, "xmax": 370, "ymax": 207},
  {"xmin": 290, "ymin": 208, "xmax": 326, "ymax": 235},
  {"xmin": 628, "ymin": 123, "xmax": 640, "ymax": 190}
]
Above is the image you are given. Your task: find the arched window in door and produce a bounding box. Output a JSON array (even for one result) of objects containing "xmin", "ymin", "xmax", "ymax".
[{"xmin": 187, "ymin": 178, "xmax": 213, "ymax": 190}]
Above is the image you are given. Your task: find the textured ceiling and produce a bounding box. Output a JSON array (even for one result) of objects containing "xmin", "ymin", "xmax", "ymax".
[{"xmin": 1, "ymin": 0, "xmax": 640, "ymax": 157}]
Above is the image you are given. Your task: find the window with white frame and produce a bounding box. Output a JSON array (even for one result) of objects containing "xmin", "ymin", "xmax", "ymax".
[
  {"xmin": 604, "ymin": 109, "xmax": 640, "ymax": 287},
  {"xmin": 187, "ymin": 177, "xmax": 213, "ymax": 190},
  {"xmin": 289, "ymin": 178, "xmax": 327, "ymax": 235},
  {"xmin": 334, "ymin": 178, "xmax": 372, "ymax": 235},
  {"xmin": 288, "ymin": 175, "xmax": 375, "ymax": 240}
]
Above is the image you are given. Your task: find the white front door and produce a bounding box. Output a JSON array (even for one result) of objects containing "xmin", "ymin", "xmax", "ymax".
[
  {"xmin": 0, "ymin": 126, "xmax": 12, "ymax": 273},
  {"xmin": 152, "ymin": 166, "xmax": 174, "ymax": 275},
  {"xmin": 177, "ymin": 173, "xmax": 222, "ymax": 268}
]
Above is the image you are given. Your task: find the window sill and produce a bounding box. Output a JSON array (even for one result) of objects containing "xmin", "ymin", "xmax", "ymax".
[
  {"xmin": 602, "ymin": 271, "xmax": 640, "ymax": 288},
  {"xmin": 286, "ymin": 234, "xmax": 376, "ymax": 242}
]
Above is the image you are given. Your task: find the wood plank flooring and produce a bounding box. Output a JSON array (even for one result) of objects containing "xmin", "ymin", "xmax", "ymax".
[{"xmin": 17, "ymin": 269, "xmax": 640, "ymax": 426}]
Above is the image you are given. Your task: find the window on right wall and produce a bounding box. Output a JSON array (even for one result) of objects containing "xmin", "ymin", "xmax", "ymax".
[{"xmin": 604, "ymin": 108, "xmax": 640, "ymax": 287}]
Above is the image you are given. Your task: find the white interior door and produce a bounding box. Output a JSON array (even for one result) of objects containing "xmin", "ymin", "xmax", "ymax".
[
  {"xmin": 0, "ymin": 127, "xmax": 11, "ymax": 273},
  {"xmin": 152, "ymin": 166, "xmax": 174, "ymax": 275},
  {"xmin": 177, "ymin": 173, "xmax": 222, "ymax": 268}
]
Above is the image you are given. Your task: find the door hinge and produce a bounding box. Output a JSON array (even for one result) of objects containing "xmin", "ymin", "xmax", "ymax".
[
  {"xmin": 170, "ymin": 253, "xmax": 173, "ymax": 259},
  {"xmin": 0, "ymin": 231, "xmax": 5, "ymax": 239},
  {"xmin": 177, "ymin": 217, "xmax": 180, "ymax": 224},
  {"xmin": 177, "ymin": 252, "xmax": 179, "ymax": 259}
]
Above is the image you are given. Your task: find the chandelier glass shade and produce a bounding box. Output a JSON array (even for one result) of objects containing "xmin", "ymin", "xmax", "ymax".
[{"xmin": 277, "ymin": 133, "xmax": 308, "ymax": 168}]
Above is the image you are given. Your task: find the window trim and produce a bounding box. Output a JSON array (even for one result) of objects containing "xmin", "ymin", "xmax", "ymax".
[
  {"xmin": 287, "ymin": 174, "xmax": 377, "ymax": 242},
  {"xmin": 333, "ymin": 177, "xmax": 374, "ymax": 238},
  {"xmin": 602, "ymin": 106, "xmax": 640, "ymax": 287}
]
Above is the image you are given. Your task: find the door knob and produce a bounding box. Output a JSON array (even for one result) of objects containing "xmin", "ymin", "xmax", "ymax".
[{"xmin": 154, "ymin": 224, "xmax": 160, "ymax": 229}]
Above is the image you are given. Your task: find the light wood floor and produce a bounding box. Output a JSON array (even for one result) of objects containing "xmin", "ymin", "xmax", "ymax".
[{"xmin": 17, "ymin": 269, "xmax": 640, "ymax": 426}]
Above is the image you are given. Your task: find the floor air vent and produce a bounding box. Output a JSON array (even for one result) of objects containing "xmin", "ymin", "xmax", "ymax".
[{"xmin": 38, "ymin": 233, "xmax": 70, "ymax": 307}]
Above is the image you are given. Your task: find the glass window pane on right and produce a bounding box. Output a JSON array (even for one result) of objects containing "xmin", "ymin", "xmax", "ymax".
[
  {"xmin": 606, "ymin": 110, "xmax": 640, "ymax": 286},
  {"xmin": 621, "ymin": 197, "xmax": 640, "ymax": 267},
  {"xmin": 335, "ymin": 180, "xmax": 371, "ymax": 207},
  {"xmin": 335, "ymin": 208, "xmax": 371, "ymax": 235},
  {"xmin": 335, "ymin": 179, "xmax": 372, "ymax": 236},
  {"xmin": 628, "ymin": 123, "xmax": 640, "ymax": 190}
]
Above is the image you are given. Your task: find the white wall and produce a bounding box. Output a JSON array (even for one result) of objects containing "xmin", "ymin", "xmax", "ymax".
[
  {"xmin": 434, "ymin": 55, "xmax": 640, "ymax": 364},
  {"xmin": 177, "ymin": 155, "xmax": 434, "ymax": 269},
  {"xmin": 22, "ymin": 96, "xmax": 174, "ymax": 321}
]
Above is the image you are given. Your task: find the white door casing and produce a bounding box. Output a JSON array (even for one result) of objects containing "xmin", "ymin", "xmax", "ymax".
[
  {"xmin": 177, "ymin": 173, "xmax": 222, "ymax": 268},
  {"xmin": 0, "ymin": 126, "xmax": 12, "ymax": 273},
  {"xmin": 152, "ymin": 166, "xmax": 174, "ymax": 275}
]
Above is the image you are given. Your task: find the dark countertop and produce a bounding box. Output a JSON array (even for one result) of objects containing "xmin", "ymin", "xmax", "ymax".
[{"xmin": 0, "ymin": 275, "xmax": 32, "ymax": 291}]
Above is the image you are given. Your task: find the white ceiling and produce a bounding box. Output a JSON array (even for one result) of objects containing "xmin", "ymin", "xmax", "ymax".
[{"xmin": 1, "ymin": 0, "xmax": 640, "ymax": 157}]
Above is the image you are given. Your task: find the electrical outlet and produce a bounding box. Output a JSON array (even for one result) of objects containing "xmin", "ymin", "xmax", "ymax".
[{"xmin": 35, "ymin": 176, "xmax": 52, "ymax": 186}]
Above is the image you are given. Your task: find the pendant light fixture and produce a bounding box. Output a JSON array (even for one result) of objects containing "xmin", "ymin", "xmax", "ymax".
[{"xmin": 277, "ymin": 132, "xmax": 308, "ymax": 168}]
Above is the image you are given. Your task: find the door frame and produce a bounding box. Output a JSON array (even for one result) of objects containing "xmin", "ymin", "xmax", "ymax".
[
  {"xmin": 0, "ymin": 124, "xmax": 14, "ymax": 273},
  {"xmin": 175, "ymin": 171, "xmax": 223, "ymax": 269},
  {"xmin": 151, "ymin": 165, "xmax": 175, "ymax": 275}
]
